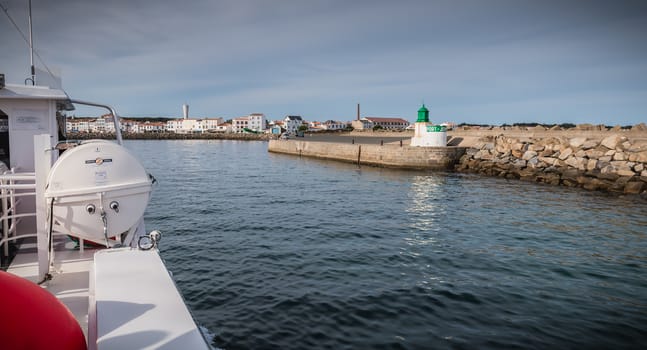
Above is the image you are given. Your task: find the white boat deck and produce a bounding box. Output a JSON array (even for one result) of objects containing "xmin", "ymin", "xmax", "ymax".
[
  {"xmin": 7, "ymin": 237, "xmax": 95, "ymax": 340},
  {"xmin": 90, "ymin": 247, "xmax": 210, "ymax": 350},
  {"xmin": 6, "ymin": 237, "xmax": 210, "ymax": 350}
]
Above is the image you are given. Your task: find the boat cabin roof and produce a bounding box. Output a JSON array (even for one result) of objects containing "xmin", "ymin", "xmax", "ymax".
[{"xmin": 0, "ymin": 83, "xmax": 68, "ymax": 101}]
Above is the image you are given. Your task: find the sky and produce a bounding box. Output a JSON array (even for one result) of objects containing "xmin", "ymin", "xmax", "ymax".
[{"xmin": 1, "ymin": 0, "xmax": 647, "ymax": 125}]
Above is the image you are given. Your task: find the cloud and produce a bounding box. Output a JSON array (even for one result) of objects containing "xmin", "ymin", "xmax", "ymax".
[{"xmin": 1, "ymin": 0, "xmax": 646, "ymax": 124}]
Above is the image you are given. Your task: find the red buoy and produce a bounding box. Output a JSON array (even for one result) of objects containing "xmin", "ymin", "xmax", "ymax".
[{"xmin": 0, "ymin": 270, "xmax": 87, "ymax": 350}]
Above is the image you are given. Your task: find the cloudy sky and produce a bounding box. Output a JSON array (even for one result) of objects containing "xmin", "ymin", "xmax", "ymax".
[{"xmin": 1, "ymin": 0, "xmax": 646, "ymax": 125}]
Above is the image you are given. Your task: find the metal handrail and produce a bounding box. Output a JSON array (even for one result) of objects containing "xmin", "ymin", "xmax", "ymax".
[
  {"xmin": 0, "ymin": 233, "xmax": 37, "ymax": 247},
  {"xmin": 69, "ymin": 99, "xmax": 123, "ymax": 144},
  {"xmin": 0, "ymin": 191, "xmax": 35, "ymax": 199},
  {"xmin": 1, "ymin": 170, "xmax": 37, "ymax": 257},
  {"xmin": 0, "ymin": 184, "xmax": 36, "ymax": 190}
]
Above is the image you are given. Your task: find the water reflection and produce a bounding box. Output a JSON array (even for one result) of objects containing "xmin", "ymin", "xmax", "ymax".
[
  {"xmin": 406, "ymin": 175, "xmax": 447, "ymax": 233},
  {"xmin": 402, "ymin": 175, "xmax": 451, "ymax": 289}
]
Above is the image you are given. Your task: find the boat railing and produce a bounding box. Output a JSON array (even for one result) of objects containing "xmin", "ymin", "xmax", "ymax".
[
  {"xmin": 69, "ymin": 99, "xmax": 123, "ymax": 145},
  {"xmin": 0, "ymin": 168, "xmax": 37, "ymax": 258}
]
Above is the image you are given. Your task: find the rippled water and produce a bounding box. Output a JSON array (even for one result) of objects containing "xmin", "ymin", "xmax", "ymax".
[{"xmin": 126, "ymin": 140, "xmax": 647, "ymax": 349}]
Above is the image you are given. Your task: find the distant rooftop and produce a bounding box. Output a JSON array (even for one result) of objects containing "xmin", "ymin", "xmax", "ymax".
[{"xmin": 364, "ymin": 117, "xmax": 408, "ymax": 123}]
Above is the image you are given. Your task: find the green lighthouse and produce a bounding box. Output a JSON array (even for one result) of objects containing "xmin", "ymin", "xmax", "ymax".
[{"xmin": 416, "ymin": 104, "xmax": 429, "ymax": 123}]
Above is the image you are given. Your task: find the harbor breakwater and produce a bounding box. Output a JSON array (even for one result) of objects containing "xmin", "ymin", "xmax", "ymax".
[
  {"xmin": 455, "ymin": 133, "xmax": 647, "ymax": 196},
  {"xmin": 268, "ymin": 130, "xmax": 647, "ymax": 197},
  {"xmin": 268, "ymin": 140, "xmax": 466, "ymax": 170}
]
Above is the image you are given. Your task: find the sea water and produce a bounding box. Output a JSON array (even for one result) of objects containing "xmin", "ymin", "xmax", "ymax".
[{"xmin": 127, "ymin": 139, "xmax": 647, "ymax": 349}]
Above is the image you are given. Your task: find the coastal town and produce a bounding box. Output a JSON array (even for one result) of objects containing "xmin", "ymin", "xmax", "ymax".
[{"xmin": 66, "ymin": 104, "xmax": 418, "ymax": 135}]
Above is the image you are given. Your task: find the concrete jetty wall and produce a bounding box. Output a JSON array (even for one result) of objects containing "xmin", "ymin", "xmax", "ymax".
[{"xmin": 268, "ymin": 140, "xmax": 466, "ymax": 170}]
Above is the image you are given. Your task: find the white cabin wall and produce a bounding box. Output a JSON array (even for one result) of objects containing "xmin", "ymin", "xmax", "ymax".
[{"xmin": 0, "ymin": 98, "xmax": 59, "ymax": 236}]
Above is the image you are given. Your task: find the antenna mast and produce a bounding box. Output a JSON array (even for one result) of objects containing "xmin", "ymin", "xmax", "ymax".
[{"xmin": 27, "ymin": 0, "xmax": 35, "ymax": 85}]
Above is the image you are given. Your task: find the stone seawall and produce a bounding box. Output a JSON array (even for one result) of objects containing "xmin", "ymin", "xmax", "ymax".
[
  {"xmin": 268, "ymin": 140, "xmax": 466, "ymax": 170},
  {"xmin": 455, "ymin": 134, "xmax": 647, "ymax": 196}
]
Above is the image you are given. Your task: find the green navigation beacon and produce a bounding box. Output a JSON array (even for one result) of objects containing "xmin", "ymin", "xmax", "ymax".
[{"xmin": 416, "ymin": 104, "xmax": 429, "ymax": 123}]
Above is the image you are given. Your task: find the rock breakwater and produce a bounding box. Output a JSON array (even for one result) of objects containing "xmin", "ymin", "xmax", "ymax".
[{"xmin": 456, "ymin": 134, "xmax": 647, "ymax": 196}]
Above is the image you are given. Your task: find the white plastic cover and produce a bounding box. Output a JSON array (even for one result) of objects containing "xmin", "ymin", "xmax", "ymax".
[{"xmin": 45, "ymin": 141, "xmax": 152, "ymax": 242}]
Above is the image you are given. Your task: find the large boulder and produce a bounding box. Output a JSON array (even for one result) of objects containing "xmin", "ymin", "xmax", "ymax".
[
  {"xmin": 632, "ymin": 122, "xmax": 647, "ymax": 131},
  {"xmin": 511, "ymin": 149, "xmax": 524, "ymax": 158},
  {"xmin": 580, "ymin": 140, "xmax": 600, "ymax": 150},
  {"xmin": 565, "ymin": 156, "xmax": 579, "ymax": 168},
  {"xmin": 512, "ymin": 159, "xmax": 527, "ymax": 168},
  {"xmin": 569, "ymin": 137, "xmax": 588, "ymax": 148},
  {"xmin": 624, "ymin": 181, "xmax": 645, "ymax": 194},
  {"xmin": 527, "ymin": 157, "xmax": 541, "ymax": 168},
  {"xmin": 600, "ymin": 164, "xmax": 615, "ymax": 174},
  {"xmin": 528, "ymin": 144, "xmax": 545, "ymax": 152},
  {"xmin": 601, "ymin": 134, "xmax": 625, "ymax": 149},
  {"xmin": 522, "ymin": 150, "xmax": 538, "ymax": 160},
  {"xmin": 613, "ymin": 152, "xmax": 626, "ymax": 161},
  {"xmin": 611, "ymin": 160, "xmax": 633, "ymax": 171},
  {"xmin": 611, "ymin": 176, "xmax": 633, "ymax": 192},
  {"xmin": 628, "ymin": 140, "xmax": 647, "ymax": 152},
  {"xmin": 538, "ymin": 156, "xmax": 558, "ymax": 166},
  {"xmin": 620, "ymin": 141, "xmax": 632, "ymax": 150},
  {"xmin": 475, "ymin": 150, "xmax": 494, "ymax": 160},
  {"xmin": 585, "ymin": 149, "xmax": 605, "ymax": 159},
  {"xmin": 558, "ymin": 148, "xmax": 573, "ymax": 160},
  {"xmin": 581, "ymin": 177, "xmax": 609, "ymax": 191},
  {"xmin": 536, "ymin": 172, "xmax": 561, "ymax": 185},
  {"xmin": 627, "ymin": 151, "xmax": 647, "ymax": 163}
]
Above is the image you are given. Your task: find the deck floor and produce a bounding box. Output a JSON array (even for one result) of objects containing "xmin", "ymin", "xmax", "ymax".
[{"xmin": 7, "ymin": 237, "xmax": 97, "ymax": 340}]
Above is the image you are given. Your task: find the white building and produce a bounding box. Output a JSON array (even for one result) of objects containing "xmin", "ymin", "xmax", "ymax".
[
  {"xmin": 119, "ymin": 119, "xmax": 135, "ymax": 133},
  {"xmin": 284, "ymin": 115, "xmax": 303, "ymax": 134},
  {"xmin": 247, "ymin": 113, "xmax": 266, "ymax": 132},
  {"xmin": 141, "ymin": 121, "xmax": 166, "ymax": 133},
  {"xmin": 128, "ymin": 122, "xmax": 141, "ymax": 134},
  {"xmin": 95, "ymin": 115, "xmax": 116, "ymax": 133},
  {"xmin": 93, "ymin": 116, "xmax": 107, "ymax": 133},
  {"xmin": 201, "ymin": 118, "xmax": 223, "ymax": 132},
  {"xmin": 66, "ymin": 116, "xmax": 118, "ymax": 133},
  {"xmin": 166, "ymin": 117, "xmax": 224, "ymax": 133},
  {"xmin": 231, "ymin": 116, "xmax": 249, "ymax": 133},
  {"xmin": 165, "ymin": 119, "xmax": 182, "ymax": 133},
  {"xmin": 213, "ymin": 123, "xmax": 232, "ymax": 133},
  {"xmin": 232, "ymin": 113, "xmax": 266, "ymax": 133},
  {"xmin": 351, "ymin": 117, "xmax": 409, "ymax": 130},
  {"xmin": 351, "ymin": 119, "xmax": 372, "ymax": 130},
  {"xmin": 68, "ymin": 119, "xmax": 89, "ymax": 133},
  {"xmin": 322, "ymin": 120, "xmax": 347, "ymax": 131}
]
